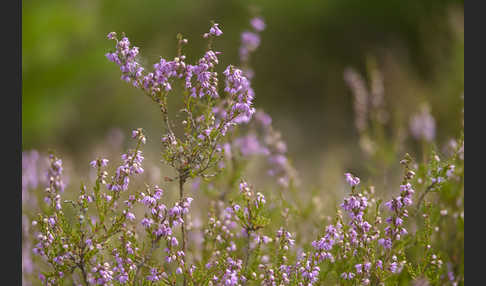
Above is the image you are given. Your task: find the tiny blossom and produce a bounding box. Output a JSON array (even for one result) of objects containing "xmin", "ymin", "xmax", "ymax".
[
  {"xmin": 147, "ymin": 268, "xmax": 161, "ymax": 281},
  {"xmin": 126, "ymin": 212, "xmax": 136, "ymax": 221},
  {"xmin": 239, "ymin": 180, "xmax": 251, "ymax": 196},
  {"xmin": 205, "ymin": 23, "xmax": 223, "ymax": 37},
  {"xmin": 378, "ymin": 238, "xmax": 392, "ymax": 249},
  {"xmin": 171, "ymin": 236, "xmax": 179, "ymax": 247},
  {"xmin": 250, "ymin": 17, "xmax": 266, "ymax": 32},
  {"xmin": 389, "ymin": 262, "xmax": 399, "ymax": 273},
  {"xmin": 90, "ymin": 158, "xmax": 109, "ymax": 168},
  {"xmin": 118, "ymin": 274, "xmax": 129, "ymax": 283},
  {"xmin": 344, "ymin": 172, "xmax": 360, "ymax": 187},
  {"xmin": 376, "ymin": 260, "xmax": 383, "ymax": 269},
  {"xmin": 107, "ymin": 32, "xmax": 116, "ymax": 40},
  {"xmin": 364, "ymin": 262, "xmax": 372, "ymax": 272},
  {"xmin": 141, "ymin": 218, "xmax": 153, "ymax": 228},
  {"xmin": 255, "ymin": 192, "xmax": 266, "ymax": 206},
  {"xmin": 446, "ymin": 165, "xmax": 456, "ymax": 178}
]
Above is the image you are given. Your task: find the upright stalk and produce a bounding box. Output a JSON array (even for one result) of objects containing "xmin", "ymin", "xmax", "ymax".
[
  {"xmin": 79, "ymin": 263, "xmax": 88, "ymax": 286},
  {"xmin": 243, "ymin": 229, "xmax": 251, "ymax": 272},
  {"xmin": 179, "ymin": 174, "xmax": 187, "ymax": 286}
]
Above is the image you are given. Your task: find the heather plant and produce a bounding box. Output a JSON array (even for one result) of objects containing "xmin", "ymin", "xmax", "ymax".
[{"xmin": 23, "ymin": 18, "xmax": 464, "ymax": 286}]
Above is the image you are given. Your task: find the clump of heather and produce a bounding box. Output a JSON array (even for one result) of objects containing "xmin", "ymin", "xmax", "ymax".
[
  {"xmin": 23, "ymin": 18, "xmax": 463, "ymax": 286},
  {"xmin": 343, "ymin": 61, "xmax": 401, "ymax": 176},
  {"xmin": 230, "ymin": 109, "xmax": 299, "ymax": 189}
]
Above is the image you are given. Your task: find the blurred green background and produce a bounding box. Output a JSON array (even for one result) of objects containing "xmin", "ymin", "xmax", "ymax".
[{"xmin": 22, "ymin": 0, "xmax": 463, "ymax": 183}]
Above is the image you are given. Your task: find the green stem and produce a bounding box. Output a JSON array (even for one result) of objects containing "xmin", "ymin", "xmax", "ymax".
[{"xmin": 179, "ymin": 175, "xmax": 188, "ymax": 286}]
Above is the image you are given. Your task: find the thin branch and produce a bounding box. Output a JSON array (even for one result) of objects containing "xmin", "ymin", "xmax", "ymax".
[{"xmin": 416, "ymin": 182, "xmax": 437, "ymax": 213}]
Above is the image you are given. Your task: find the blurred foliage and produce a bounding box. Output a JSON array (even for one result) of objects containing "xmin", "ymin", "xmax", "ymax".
[{"xmin": 23, "ymin": 0, "xmax": 463, "ymax": 182}]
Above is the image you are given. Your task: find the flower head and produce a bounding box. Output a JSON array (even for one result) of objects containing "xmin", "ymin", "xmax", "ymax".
[
  {"xmin": 250, "ymin": 17, "xmax": 266, "ymax": 32},
  {"xmin": 344, "ymin": 172, "xmax": 360, "ymax": 187}
]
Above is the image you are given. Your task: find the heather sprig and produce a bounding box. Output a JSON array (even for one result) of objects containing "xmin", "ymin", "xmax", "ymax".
[
  {"xmin": 239, "ymin": 16, "xmax": 265, "ymax": 78},
  {"xmin": 30, "ymin": 129, "xmax": 147, "ymax": 286},
  {"xmin": 105, "ymin": 23, "xmax": 261, "ymax": 286}
]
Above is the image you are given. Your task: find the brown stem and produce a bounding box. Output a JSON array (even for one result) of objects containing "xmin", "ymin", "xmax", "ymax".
[{"xmin": 79, "ymin": 263, "xmax": 89, "ymax": 286}]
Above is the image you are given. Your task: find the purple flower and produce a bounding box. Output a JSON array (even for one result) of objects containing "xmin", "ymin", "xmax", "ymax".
[
  {"xmin": 378, "ymin": 238, "xmax": 392, "ymax": 249},
  {"xmin": 268, "ymin": 154, "xmax": 287, "ymax": 168},
  {"xmin": 239, "ymin": 181, "xmax": 251, "ymax": 196},
  {"xmin": 141, "ymin": 218, "xmax": 153, "ymax": 228},
  {"xmin": 364, "ymin": 262, "xmax": 372, "ymax": 272},
  {"xmin": 234, "ymin": 134, "xmax": 269, "ymax": 156},
  {"xmin": 203, "ymin": 23, "xmax": 223, "ymax": 38},
  {"xmin": 255, "ymin": 192, "xmax": 266, "ymax": 206},
  {"xmin": 107, "ymin": 141, "xmax": 144, "ymax": 192},
  {"xmin": 344, "ymin": 172, "xmax": 360, "ymax": 187},
  {"xmin": 153, "ymin": 186, "xmax": 163, "ymax": 199},
  {"xmin": 90, "ymin": 158, "xmax": 109, "ymax": 168},
  {"xmin": 255, "ymin": 110, "xmax": 272, "ymax": 127},
  {"xmin": 446, "ymin": 165, "xmax": 456, "ymax": 178},
  {"xmin": 147, "ymin": 268, "xmax": 160, "ymax": 281},
  {"xmin": 395, "ymin": 217, "xmax": 403, "ymax": 226},
  {"xmin": 376, "ymin": 260, "xmax": 383, "ymax": 269},
  {"xmin": 126, "ymin": 212, "xmax": 135, "ymax": 221},
  {"xmin": 409, "ymin": 104, "xmax": 436, "ymax": 142},
  {"xmin": 209, "ymin": 23, "xmax": 223, "ymax": 37},
  {"xmin": 239, "ymin": 31, "xmax": 261, "ymax": 62},
  {"xmin": 170, "ymin": 237, "xmax": 179, "ymax": 247},
  {"xmin": 186, "ymin": 51, "xmax": 220, "ymax": 98},
  {"xmin": 448, "ymin": 271, "xmax": 455, "ymax": 282},
  {"xmin": 101, "ymin": 158, "xmax": 109, "ymax": 166},
  {"xmin": 223, "ymin": 65, "xmax": 255, "ymax": 123},
  {"xmin": 90, "ymin": 160, "xmax": 97, "ymax": 168},
  {"xmin": 105, "ymin": 34, "xmax": 146, "ymax": 87},
  {"xmin": 250, "ymin": 17, "xmax": 266, "ymax": 32},
  {"xmin": 141, "ymin": 194, "xmax": 156, "ymax": 206},
  {"xmin": 118, "ymin": 274, "xmax": 128, "ymax": 283},
  {"xmin": 241, "ymin": 32, "xmax": 260, "ymax": 50},
  {"xmin": 400, "ymin": 183, "xmax": 412, "ymax": 192},
  {"xmin": 107, "ymin": 32, "xmax": 117, "ymax": 40}
]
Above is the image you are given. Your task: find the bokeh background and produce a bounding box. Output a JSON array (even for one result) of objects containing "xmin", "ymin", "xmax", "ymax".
[{"xmin": 22, "ymin": 0, "xmax": 464, "ymax": 189}]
